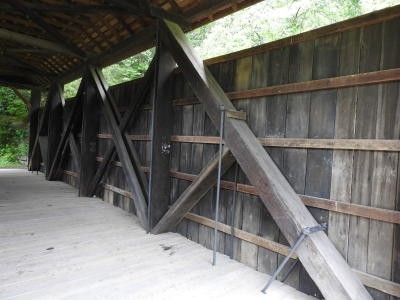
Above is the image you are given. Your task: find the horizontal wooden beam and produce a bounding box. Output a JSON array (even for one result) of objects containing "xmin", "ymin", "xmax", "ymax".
[
  {"xmin": 101, "ymin": 182, "xmax": 133, "ymax": 199},
  {"xmin": 257, "ymin": 137, "xmax": 400, "ymax": 152},
  {"xmin": 61, "ymin": 172, "xmax": 400, "ymax": 299},
  {"xmin": 64, "ymin": 170, "xmax": 77, "ymax": 177},
  {"xmin": 97, "ymin": 134, "xmax": 400, "ymax": 152},
  {"xmin": 184, "ymin": 212, "xmax": 297, "ymax": 258},
  {"xmin": 92, "ymin": 155, "xmax": 400, "ymax": 225},
  {"xmin": 0, "ymin": 28, "xmax": 79, "ymax": 57},
  {"xmin": 173, "ymin": 135, "xmax": 400, "ymax": 152},
  {"xmin": 173, "ymin": 68, "xmax": 400, "ymax": 105},
  {"xmin": 169, "ymin": 170, "xmax": 400, "ymax": 225}
]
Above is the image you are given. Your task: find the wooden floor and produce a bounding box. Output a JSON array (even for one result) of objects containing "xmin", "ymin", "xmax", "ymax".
[{"xmin": 0, "ymin": 169, "xmax": 313, "ymax": 300}]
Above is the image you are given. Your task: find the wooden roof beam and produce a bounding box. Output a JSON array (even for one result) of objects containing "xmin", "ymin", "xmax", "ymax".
[
  {"xmin": 109, "ymin": 0, "xmax": 190, "ymax": 28},
  {"xmin": 107, "ymin": 0, "xmax": 147, "ymax": 15},
  {"xmin": 185, "ymin": 0, "xmax": 240, "ymax": 21},
  {"xmin": 4, "ymin": 0, "xmax": 87, "ymax": 58},
  {"xmin": 0, "ymin": 54, "xmax": 56, "ymax": 78},
  {"xmin": 1, "ymin": 47, "xmax": 62, "ymax": 55},
  {"xmin": 150, "ymin": 6, "xmax": 191, "ymax": 29},
  {"xmin": 53, "ymin": 25, "xmax": 157, "ymax": 86},
  {"xmin": 0, "ymin": 28, "xmax": 80, "ymax": 57},
  {"xmin": 0, "ymin": 4, "xmax": 128, "ymax": 14},
  {"xmin": 0, "ymin": 66, "xmax": 50, "ymax": 79},
  {"xmin": 0, "ymin": 78, "xmax": 39, "ymax": 90}
]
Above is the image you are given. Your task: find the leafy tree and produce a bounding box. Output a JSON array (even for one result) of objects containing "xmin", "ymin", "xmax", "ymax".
[
  {"xmin": 102, "ymin": 48, "xmax": 155, "ymax": 86},
  {"xmin": 0, "ymin": 87, "xmax": 29, "ymax": 167},
  {"xmin": 64, "ymin": 78, "xmax": 81, "ymax": 99}
]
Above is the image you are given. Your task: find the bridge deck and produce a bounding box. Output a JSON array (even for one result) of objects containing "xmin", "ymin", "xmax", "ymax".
[{"xmin": 0, "ymin": 169, "xmax": 312, "ymax": 300}]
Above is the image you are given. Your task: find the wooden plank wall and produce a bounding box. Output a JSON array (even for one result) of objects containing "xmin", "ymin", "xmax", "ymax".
[{"xmin": 61, "ymin": 16, "xmax": 400, "ymax": 298}]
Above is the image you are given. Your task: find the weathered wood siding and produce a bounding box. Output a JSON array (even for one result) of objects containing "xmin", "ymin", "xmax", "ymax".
[{"xmin": 61, "ymin": 15, "xmax": 400, "ymax": 298}]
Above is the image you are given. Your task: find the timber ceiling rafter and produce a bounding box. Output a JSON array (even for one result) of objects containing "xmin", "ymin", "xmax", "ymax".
[{"xmin": 0, "ymin": 0, "xmax": 262, "ymax": 90}]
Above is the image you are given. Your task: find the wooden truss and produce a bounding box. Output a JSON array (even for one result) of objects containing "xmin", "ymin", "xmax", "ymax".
[
  {"xmin": 28, "ymin": 18, "xmax": 374, "ymax": 300},
  {"xmin": 148, "ymin": 20, "xmax": 372, "ymax": 299}
]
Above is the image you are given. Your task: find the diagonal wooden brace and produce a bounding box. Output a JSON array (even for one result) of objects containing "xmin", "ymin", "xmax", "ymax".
[
  {"xmin": 152, "ymin": 148, "xmax": 236, "ymax": 234},
  {"xmin": 68, "ymin": 133, "xmax": 81, "ymax": 175},
  {"xmin": 91, "ymin": 68, "xmax": 149, "ymax": 198},
  {"xmin": 158, "ymin": 19, "xmax": 371, "ymax": 300},
  {"xmin": 87, "ymin": 59, "xmax": 155, "ymax": 197},
  {"xmin": 89, "ymin": 67, "xmax": 149, "ymax": 229},
  {"xmin": 47, "ymin": 80, "xmax": 85, "ymax": 180},
  {"xmin": 28, "ymin": 92, "xmax": 51, "ymax": 171}
]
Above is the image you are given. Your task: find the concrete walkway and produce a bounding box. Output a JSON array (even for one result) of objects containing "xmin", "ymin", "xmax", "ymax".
[{"xmin": 0, "ymin": 169, "xmax": 313, "ymax": 300}]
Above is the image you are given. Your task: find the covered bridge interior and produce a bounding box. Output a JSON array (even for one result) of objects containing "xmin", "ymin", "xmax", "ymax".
[{"xmin": 1, "ymin": 1, "xmax": 400, "ymax": 299}]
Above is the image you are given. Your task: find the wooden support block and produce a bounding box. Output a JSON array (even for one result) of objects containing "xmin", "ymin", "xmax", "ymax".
[
  {"xmin": 225, "ymin": 110, "xmax": 246, "ymax": 120},
  {"xmin": 158, "ymin": 19, "xmax": 372, "ymax": 299}
]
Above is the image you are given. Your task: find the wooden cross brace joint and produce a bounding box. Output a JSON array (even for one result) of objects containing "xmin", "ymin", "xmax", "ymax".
[{"xmin": 87, "ymin": 64, "xmax": 156, "ymax": 230}]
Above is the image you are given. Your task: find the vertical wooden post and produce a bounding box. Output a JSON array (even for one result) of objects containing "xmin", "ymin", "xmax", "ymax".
[
  {"xmin": 46, "ymin": 84, "xmax": 63, "ymax": 179},
  {"xmin": 148, "ymin": 37, "xmax": 176, "ymax": 229},
  {"xmin": 28, "ymin": 88, "xmax": 41, "ymax": 171},
  {"xmin": 80, "ymin": 76, "xmax": 101, "ymax": 196}
]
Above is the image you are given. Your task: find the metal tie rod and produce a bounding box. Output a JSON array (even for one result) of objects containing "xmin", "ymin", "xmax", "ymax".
[
  {"xmin": 212, "ymin": 105, "xmax": 225, "ymax": 266},
  {"xmin": 230, "ymin": 162, "xmax": 239, "ymax": 260},
  {"xmin": 261, "ymin": 222, "xmax": 327, "ymax": 293}
]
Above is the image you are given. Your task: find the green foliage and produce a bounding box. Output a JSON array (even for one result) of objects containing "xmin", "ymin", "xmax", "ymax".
[
  {"xmin": 103, "ymin": 48, "xmax": 155, "ymax": 85},
  {"xmin": 188, "ymin": 0, "xmax": 399, "ymax": 59},
  {"xmin": 0, "ymin": 87, "xmax": 29, "ymax": 167},
  {"xmin": 64, "ymin": 78, "xmax": 82, "ymax": 99}
]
